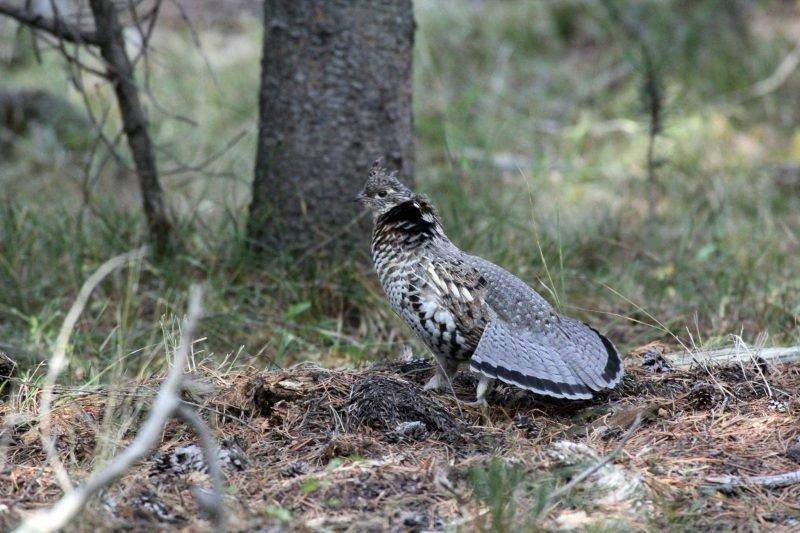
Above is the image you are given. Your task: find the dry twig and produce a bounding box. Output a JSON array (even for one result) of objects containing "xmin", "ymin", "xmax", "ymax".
[
  {"xmin": 706, "ymin": 470, "xmax": 800, "ymax": 491},
  {"xmin": 14, "ymin": 285, "xmax": 226, "ymax": 533},
  {"xmin": 666, "ymin": 346, "xmax": 800, "ymax": 369},
  {"xmin": 750, "ymin": 37, "xmax": 800, "ymax": 98},
  {"xmin": 38, "ymin": 246, "xmax": 148, "ymax": 493},
  {"xmin": 0, "ymin": 0, "xmax": 99, "ymax": 44},
  {"xmin": 175, "ymin": 403, "xmax": 224, "ymax": 522}
]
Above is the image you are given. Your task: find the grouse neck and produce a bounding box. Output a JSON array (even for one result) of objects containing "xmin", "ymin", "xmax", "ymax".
[{"xmin": 373, "ymin": 198, "xmax": 445, "ymax": 248}]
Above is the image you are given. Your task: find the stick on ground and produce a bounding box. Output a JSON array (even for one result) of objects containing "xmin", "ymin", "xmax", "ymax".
[
  {"xmin": 38, "ymin": 246, "xmax": 148, "ymax": 493},
  {"xmin": 15, "ymin": 285, "xmax": 226, "ymax": 533},
  {"xmin": 706, "ymin": 470, "xmax": 800, "ymax": 491},
  {"xmin": 666, "ymin": 346, "xmax": 800, "ymax": 368}
]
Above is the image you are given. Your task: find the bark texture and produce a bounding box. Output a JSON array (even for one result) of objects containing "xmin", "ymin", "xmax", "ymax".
[
  {"xmin": 248, "ymin": 0, "xmax": 414, "ymax": 256},
  {"xmin": 89, "ymin": 0, "xmax": 172, "ymax": 253}
]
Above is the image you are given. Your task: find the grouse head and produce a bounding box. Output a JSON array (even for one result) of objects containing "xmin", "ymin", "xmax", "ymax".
[{"xmin": 356, "ymin": 161, "xmax": 414, "ymax": 218}]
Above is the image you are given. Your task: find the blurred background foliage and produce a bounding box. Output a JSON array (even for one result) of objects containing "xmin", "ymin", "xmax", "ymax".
[{"xmin": 1, "ymin": 0, "xmax": 799, "ymax": 384}]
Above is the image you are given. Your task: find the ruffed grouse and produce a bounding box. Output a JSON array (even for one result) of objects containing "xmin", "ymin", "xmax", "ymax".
[{"xmin": 358, "ymin": 165, "xmax": 623, "ymax": 405}]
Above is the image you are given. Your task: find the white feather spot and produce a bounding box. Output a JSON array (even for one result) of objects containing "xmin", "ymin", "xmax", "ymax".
[
  {"xmin": 434, "ymin": 309, "xmax": 455, "ymax": 331},
  {"xmin": 421, "ymin": 300, "xmax": 437, "ymax": 319},
  {"xmin": 460, "ymin": 287, "xmax": 474, "ymax": 302}
]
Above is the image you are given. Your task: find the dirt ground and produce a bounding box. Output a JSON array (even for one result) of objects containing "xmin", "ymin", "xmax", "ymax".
[{"xmin": 2, "ymin": 348, "xmax": 799, "ymax": 531}]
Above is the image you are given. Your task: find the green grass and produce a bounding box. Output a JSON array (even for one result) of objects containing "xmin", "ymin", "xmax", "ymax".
[
  {"xmin": 414, "ymin": 0, "xmax": 800, "ymax": 350},
  {"xmin": 465, "ymin": 456, "xmax": 566, "ymax": 530},
  {"xmin": 1, "ymin": 0, "xmax": 799, "ymax": 390}
]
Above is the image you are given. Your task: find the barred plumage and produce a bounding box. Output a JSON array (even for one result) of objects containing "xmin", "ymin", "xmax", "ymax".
[{"xmin": 358, "ymin": 164, "xmax": 623, "ymax": 405}]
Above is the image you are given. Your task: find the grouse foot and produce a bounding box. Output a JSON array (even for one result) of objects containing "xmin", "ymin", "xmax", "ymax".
[{"xmin": 423, "ymin": 373, "xmax": 442, "ymax": 392}]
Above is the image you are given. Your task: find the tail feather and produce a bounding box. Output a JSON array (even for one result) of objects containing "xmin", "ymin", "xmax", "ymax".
[
  {"xmin": 470, "ymin": 320, "xmax": 593, "ymax": 400},
  {"xmin": 470, "ymin": 318, "xmax": 623, "ymax": 399},
  {"xmin": 553, "ymin": 317, "xmax": 623, "ymax": 392},
  {"xmin": 588, "ymin": 325, "xmax": 623, "ymax": 387}
]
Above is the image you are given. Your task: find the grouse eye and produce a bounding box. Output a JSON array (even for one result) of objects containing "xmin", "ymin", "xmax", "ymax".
[{"xmin": 377, "ymin": 191, "xmax": 388, "ymax": 198}]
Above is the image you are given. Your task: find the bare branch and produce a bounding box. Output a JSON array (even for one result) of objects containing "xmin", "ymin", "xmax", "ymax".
[
  {"xmin": 666, "ymin": 346, "xmax": 800, "ymax": 368},
  {"xmin": 167, "ymin": 0, "xmax": 221, "ymax": 92},
  {"xmin": 750, "ymin": 37, "xmax": 800, "ymax": 98},
  {"xmin": 124, "ymin": 1, "xmax": 203, "ymax": 129},
  {"xmin": 291, "ymin": 211, "xmax": 370, "ymax": 267},
  {"xmin": 14, "ymin": 285, "xmax": 225, "ymax": 533},
  {"xmin": 599, "ymin": 0, "xmax": 662, "ymax": 224},
  {"xmin": 0, "ymin": 0, "xmax": 100, "ymax": 45},
  {"xmin": 176, "ymin": 403, "xmax": 226, "ymax": 528},
  {"xmin": 706, "ymin": 470, "xmax": 800, "ymax": 491},
  {"xmin": 70, "ymin": 66, "xmax": 134, "ymax": 173},
  {"xmin": 128, "ymin": 0, "xmax": 161, "ymax": 68},
  {"xmin": 89, "ymin": 0, "xmax": 172, "ymax": 253},
  {"xmin": 161, "ymin": 129, "xmax": 248, "ymax": 176},
  {"xmin": 1, "ymin": 0, "xmax": 173, "ymax": 252},
  {"xmin": 37, "ymin": 246, "xmax": 149, "ymax": 494}
]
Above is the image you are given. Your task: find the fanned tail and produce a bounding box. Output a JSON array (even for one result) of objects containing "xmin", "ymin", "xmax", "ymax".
[
  {"xmin": 469, "ymin": 320, "xmax": 594, "ymax": 399},
  {"xmin": 470, "ymin": 318, "xmax": 623, "ymax": 399}
]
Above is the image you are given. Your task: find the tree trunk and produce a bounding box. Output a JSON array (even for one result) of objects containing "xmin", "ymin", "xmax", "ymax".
[
  {"xmin": 248, "ymin": 0, "xmax": 414, "ymax": 257},
  {"xmin": 88, "ymin": 0, "xmax": 172, "ymax": 254}
]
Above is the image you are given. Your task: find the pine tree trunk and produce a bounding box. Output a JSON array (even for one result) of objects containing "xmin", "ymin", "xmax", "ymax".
[{"xmin": 248, "ymin": 0, "xmax": 414, "ymax": 257}]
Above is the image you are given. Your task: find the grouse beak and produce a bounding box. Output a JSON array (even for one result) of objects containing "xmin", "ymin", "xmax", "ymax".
[{"xmin": 354, "ymin": 192, "xmax": 366, "ymax": 204}]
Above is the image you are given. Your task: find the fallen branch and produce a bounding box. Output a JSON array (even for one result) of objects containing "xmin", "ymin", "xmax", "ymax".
[
  {"xmin": 38, "ymin": 246, "xmax": 148, "ymax": 493},
  {"xmin": 665, "ymin": 346, "xmax": 800, "ymax": 369},
  {"xmin": 175, "ymin": 404, "xmax": 224, "ymax": 522},
  {"xmin": 706, "ymin": 470, "xmax": 800, "ymax": 491},
  {"xmin": 750, "ymin": 37, "xmax": 800, "ymax": 98},
  {"xmin": 14, "ymin": 285, "xmax": 226, "ymax": 533}
]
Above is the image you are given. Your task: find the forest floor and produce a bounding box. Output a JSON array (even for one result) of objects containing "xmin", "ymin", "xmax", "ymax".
[{"xmin": 3, "ymin": 348, "xmax": 799, "ymax": 531}]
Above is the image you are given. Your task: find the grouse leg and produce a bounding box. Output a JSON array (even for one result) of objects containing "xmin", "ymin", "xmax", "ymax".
[
  {"xmin": 423, "ymin": 354, "xmax": 458, "ymax": 392},
  {"xmin": 467, "ymin": 375, "xmax": 495, "ymax": 407}
]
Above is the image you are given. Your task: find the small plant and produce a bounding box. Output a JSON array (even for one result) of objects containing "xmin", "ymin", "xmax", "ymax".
[
  {"xmin": 300, "ymin": 478, "xmax": 320, "ymax": 495},
  {"xmin": 263, "ymin": 505, "xmax": 292, "ymax": 523},
  {"xmin": 467, "ymin": 457, "xmax": 524, "ymax": 531}
]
